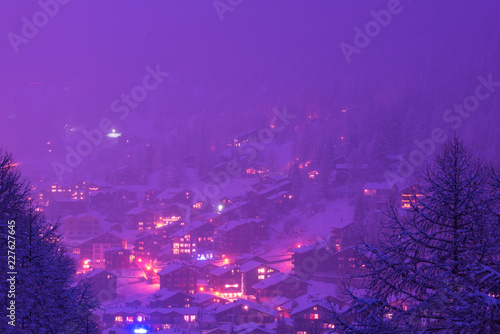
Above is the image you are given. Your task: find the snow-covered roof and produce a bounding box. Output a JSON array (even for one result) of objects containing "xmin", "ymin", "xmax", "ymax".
[
  {"xmin": 209, "ymin": 264, "xmax": 237, "ymax": 276},
  {"xmin": 235, "ymin": 322, "xmax": 273, "ymax": 334},
  {"xmin": 290, "ymin": 245, "xmax": 315, "ymax": 254},
  {"xmin": 148, "ymin": 288, "xmax": 187, "ymax": 301},
  {"xmin": 192, "ymin": 260, "xmax": 218, "ymax": 269},
  {"xmin": 252, "ymin": 273, "xmax": 309, "ymax": 290},
  {"xmin": 156, "ymin": 188, "xmax": 188, "ymax": 200},
  {"xmin": 251, "ymin": 180, "xmax": 291, "ymax": 196},
  {"xmin": 289, "ymin": 292, "xmax": 341, "ymax": 316},
  {"xmin": 204, "ymin": 302, "xmax": 222, "ymax": 312},
  {"xmin": 85, "ymin": 268, "xmax": 111, "ymax": 278},
  {"xmin": 128, "ymin": 230, "xmax": 160, "ymax": 244},
  {"xmin": 156, "ymin": 263, "xmax": 184, "ymax": 276},
  {"xmin": 199, "ymin": 212, "xmax": 220, "ymax": 220},
  {"xmin": 220, "ymin": 201, "xmax": 250, "ymax": 213},
  {"xmin": 266, "ymin": 190, "xmax": 291, "ymax": 200},
  {"xmin": 206, "ymin": 323, "xmax": 232, "ymax": 334},
  {"xmin": 236, "ymin": 253, "xmax": 269, "ymax": 264},
  {"xmin": 262, "ymin": 296, "xmax": 292, "ymax": 309},
  {"xmin": 77, "ymin": 231, "xmax": 126, "ymax": 245},
  {"xmin": 215, "ymin": 220, "xmax": 249, "ymax": 232},
  {"xmin": 171, "ymin": 220, "xmax": 212, "ymax": 237},
  {"xmin": 239, "ymin": 260, "xmax": 266, "ymax": 273},
  {"xmin": 216, "ymin": 299, "xmax": 278, "ymax": 317},
  {"xmin": 191, "ymin": 293, "xmax": 220, "ymax": 304},
  {"xmin": 103, "ymin": 246, "xmax": 130, "ymax": 254}
]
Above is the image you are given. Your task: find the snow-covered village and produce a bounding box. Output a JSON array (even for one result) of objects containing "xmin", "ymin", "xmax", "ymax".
[{"xmin": 1, "ymin": 1, "xmax": 500, "ymax": 333}]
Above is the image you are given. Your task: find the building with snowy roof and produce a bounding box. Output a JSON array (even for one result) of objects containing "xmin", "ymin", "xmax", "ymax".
[
  {"xmin": 157, "ymin": 264, "xmax": 199, "ymax": 294},
  {"xmin": 215, "ymin": 299, "xmax": 278, "ymax": 324},
  {"xmin": 252, "ymin": 273, "xmax": 309, "ymax": 301}
]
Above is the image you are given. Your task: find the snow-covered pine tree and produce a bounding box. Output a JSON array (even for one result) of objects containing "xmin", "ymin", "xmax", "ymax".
[
  {"xmin": 330, "ymin": 137, "xmax": 500, "ymax": 333},
  {"xmin": 274, "ymin": 315, "xmax": 289, "ymax": 334},
  {"xmin": 0, "ymin": 150, "xmax": 99, "ymax": 333}
]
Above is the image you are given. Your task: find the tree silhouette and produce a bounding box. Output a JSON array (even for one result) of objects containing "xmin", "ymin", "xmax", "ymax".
[
  {"xmin": 330, "ymin": 137, "xmax": 500, "ymax": 333},
  {"xmin": 0, "ymin": 150, "xmax": 100, "ymax": 333}
]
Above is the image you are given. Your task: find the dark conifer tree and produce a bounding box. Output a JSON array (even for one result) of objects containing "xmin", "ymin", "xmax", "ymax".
[
  {"xmin": 0, "ymin": 150, "xmax": 99, "ymax": 333},
  {"xmin": 330, "ymin": 138, "xmax": 500, "ymax": 333}
]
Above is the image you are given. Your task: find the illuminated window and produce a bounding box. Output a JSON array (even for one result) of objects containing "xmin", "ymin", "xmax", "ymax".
[
  {"xmin": 137, "ymin": 315, "xmax": 143, "ymax": 322},
  {"xmin": 310, "ymin": 314, "xmax": 319, "ymax": 320},
  {"xmin": 258, "ymin": 268, "xmax": 265, "ymax": 274},
  {"xmin": 364, "ymin": 189, "xmax": 376, "ymax": 196},
  {"xmin": 184, "ymin": 315, "xmax": 197, "ymax": 323},
  {"xmin": 308, "ymin": 171, "xmax": 319, "ymax": 179},
  {"xmin": 126, "ymin": 316, "xmax": 133, "ymax": 322},
  {"xmin": 115, "ymin": 316, "xmax": 123, "ymax": 322},
  {"xmin": 258, "ymin": 275, "xmax": 265, "ymax": 280}
]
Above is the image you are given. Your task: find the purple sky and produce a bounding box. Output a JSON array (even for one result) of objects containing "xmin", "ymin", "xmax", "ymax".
[{"xmin": 1, "ymin": 1, "xmax": 499, "ymax": 171}]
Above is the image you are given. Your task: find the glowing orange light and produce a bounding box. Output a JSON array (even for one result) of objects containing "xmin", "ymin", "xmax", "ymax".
[
  {"xmin": 223, "ymin": 258, "xmax": 229, "ymax": 264},
  {"xmin": 200, "ymin": 287, "xmax": 204, "ymax": 291},
  {"xmin": 146, "ymin": 265, "xmax": 151, "ymax": 270},
  {"xmin": 138, "ymin": 258, "xmax": 142, "ymax": 262}
]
